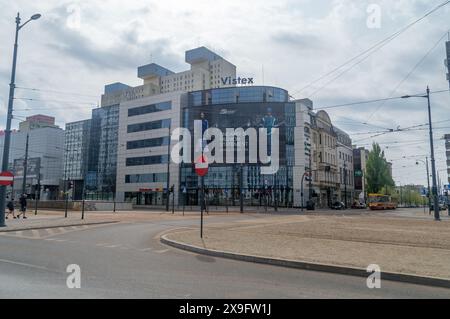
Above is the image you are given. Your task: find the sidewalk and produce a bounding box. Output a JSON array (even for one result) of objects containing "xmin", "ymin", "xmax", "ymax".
[
  {"xmin": 0, "ymin": 213, "xmax": 120, "ymax": 232},
  {"xmin": 163, "ymin": 213, "xmax": 450, "ymax": 282},
  {"xmin": 0, "ymin": 209, "xmax": 243, "ymax": 232}
]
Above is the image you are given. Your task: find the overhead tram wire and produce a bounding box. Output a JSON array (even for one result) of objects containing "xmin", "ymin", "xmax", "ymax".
[
  {"xmin": 13, "ymin": 97, "xmax": 96, "ymax": 105},
  {"xmin": 365, "ymin": 29, "xmax": 450, "ymax": 122},
  {"xmin": 15, "ymin": 86, "xmax": 99, "ymax": 98},
  {"xmin": 315, "ymin": 89, "xmax": 449, "ymax": 111},
  {"xmin": 290, "ymin": 0, "xmax": 450, "ymax": 98}
]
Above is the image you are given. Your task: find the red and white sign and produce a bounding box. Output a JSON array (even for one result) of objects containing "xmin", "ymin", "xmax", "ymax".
[
  {"xmin": 195, "ymin": 155, "xmax": 209, "ymax": 177},
  {"xmin": 0, "ymin": 171, "xmax": 14, "ymax": 186}
]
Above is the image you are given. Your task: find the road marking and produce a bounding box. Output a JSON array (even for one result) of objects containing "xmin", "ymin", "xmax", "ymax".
[
  {"xmin": 154, "ymin": 249, "xmax": 170, "ymax": 254},
  {"xmin": 0, "ymin": 258, "xmax": 51, "ymax": 271},
  {"xmin": 31, "ymin": 230, "xmax": 40, "ymax": 238},
  {"xmin": 105, "ymin": 245, "xmax": 120, "ymax": 248}
]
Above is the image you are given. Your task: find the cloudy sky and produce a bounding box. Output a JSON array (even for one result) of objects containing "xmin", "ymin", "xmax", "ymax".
[{"xmin": 0, "ymin": 0, "xmax": 449, "ymax": 186}]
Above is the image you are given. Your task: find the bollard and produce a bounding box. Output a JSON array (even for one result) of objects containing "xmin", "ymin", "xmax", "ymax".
[
  {"xmin": 64, "ymin": 196, "xmax": 68, "ymax": 218},
  {"xmin": 34, "ymin": 198, "xmax": 38, "ymax": 216},
  {"xmin": 81, "ymin": 200, "xmax": 85, "ymax": 220}
]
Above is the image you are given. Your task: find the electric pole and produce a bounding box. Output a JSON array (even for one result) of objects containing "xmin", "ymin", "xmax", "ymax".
[{"xmin": 21, "ymin": 133, "xmax": 29, "ymax": 196}]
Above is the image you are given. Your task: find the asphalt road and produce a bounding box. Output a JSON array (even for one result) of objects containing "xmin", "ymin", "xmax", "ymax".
[{"xmin": 1, "ymin": 215, "xmax": 450, "ymax": 299}]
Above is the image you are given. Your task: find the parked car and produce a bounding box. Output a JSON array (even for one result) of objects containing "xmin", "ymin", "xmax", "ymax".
[{"xmin": 331, "ymin": 201, "xmax": 346, "ymax": 210}]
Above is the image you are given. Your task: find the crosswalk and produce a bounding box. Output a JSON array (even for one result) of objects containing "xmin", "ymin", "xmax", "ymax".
[
  {"xmin": 0, "ymin": 224, "xmax": 173, "ymax": 255},
  {"xmin": 0, "ymin": 225, "xmax": 93, "ymax": 239}
]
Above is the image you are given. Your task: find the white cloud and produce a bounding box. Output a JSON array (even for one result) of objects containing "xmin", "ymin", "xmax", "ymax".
[{"xmin": 0, "ymin": 0, "xmax": 449, "ymax": 185}]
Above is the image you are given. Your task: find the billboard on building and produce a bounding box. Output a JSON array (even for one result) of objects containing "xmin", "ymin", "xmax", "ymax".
[
  {"xmin": 13, "ymin": 157, "xmax": 41, "ymax": 179},
  {"xmin": 185, "ymin": 102, "xmax": 290, "ymax": 165}
]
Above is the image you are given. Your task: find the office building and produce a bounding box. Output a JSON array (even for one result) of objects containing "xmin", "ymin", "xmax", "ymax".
[
  {"xmin": 0, "ymin": 115, "xmax": 64, "ymax": 200},
  {"xmin": 63, "ymin": 119, "xmax": 91, "ymax": 199},
  {"xmin": 335, "ymin": 127, "xmax": 354, "ymax": 206},
  {"xmin": 87, "ymin": 47, "xmax": 236, "ymax": 200}
]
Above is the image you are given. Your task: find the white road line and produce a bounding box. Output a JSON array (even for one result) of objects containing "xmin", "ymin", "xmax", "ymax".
[
  {"xmin": 45, "ymin": 228, "xmax": 55, "ymax": 235},
  {"xmin": 154, "ymin": 249, "xmax": 170, "ymax": 254},
  {"xmin": 105, "ymin": 245, "xmax": 120, "ymax": 248},
  {"xmin": 0, "ymin": 258, "xmax": 51, "ymax": 271},
  {"xmin": 31, "ymin": 230, "xmax": 40, "ymax": 238}
]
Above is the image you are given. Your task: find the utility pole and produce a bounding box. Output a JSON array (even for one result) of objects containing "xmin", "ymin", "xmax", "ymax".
[
  {"xmin": 402, "ymin": 87, "xmax": 440, "ymax": 221},
  {"xmin": 426, "ymin": 87, "xmax": 441, "ymax": 221},
  {"xmin": 240, "ymin": 164, "xmax": 244, "ymax": 213},
  {"xmin": 426, "ymin": 157, "xmax": 431, "ymax": 213},
  {"xmin": 274, "ymin": 173, "xmax": 278, "ymax": 212},
  {"xmin": 308, "ymin": 152, "xmax": 313, "ymax": 201},
  {"xmin": 0, "ymin": 13, "xmax": 41, "ymax": 227},
  {"xmin": 344, "ymin": 161, "xmax": 348, "ymax": 209},
  {"xmin": 34, "ymin": 168, "xmax": 41, "ymax": 215},
  {"xmin": 166, "ymin": 124, "xmax": 171, "ymax": 212},
  {"xmin": 21, "ymin": 133, "xmax": 29, "ymax": 197}
]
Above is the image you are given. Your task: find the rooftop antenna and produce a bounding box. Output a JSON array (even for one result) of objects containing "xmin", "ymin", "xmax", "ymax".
[{"xmin": 262, "ymin": 64, "xmax": 265, "ymax": 86}]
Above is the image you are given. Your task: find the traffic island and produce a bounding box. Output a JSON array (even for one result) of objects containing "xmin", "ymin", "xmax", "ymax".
[{"xmin": 161, "ymin": 214, "xmax": 450, "ymax": 288}]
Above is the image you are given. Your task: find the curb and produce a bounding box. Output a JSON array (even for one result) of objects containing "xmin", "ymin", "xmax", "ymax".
[
  {"xmin": 161, "ymin": 234, "xmax": 450, "ymax": 289},
  {"xmin": 0, "ymin": 220, "xmax": 120, "ymax": 233}
]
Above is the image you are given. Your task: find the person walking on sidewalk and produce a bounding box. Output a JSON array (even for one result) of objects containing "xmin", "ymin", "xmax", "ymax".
[
  {"xmin": 6, "ymin": 197, "xmax": 16, "ymax": 220},
  {"xmin": 17, "ymin": 194, "xmax": 28, "ymax": 219}
]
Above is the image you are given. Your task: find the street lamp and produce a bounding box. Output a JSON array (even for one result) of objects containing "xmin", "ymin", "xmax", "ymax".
[
  {"xmin": 402, "ymin": 87, "xmax": 440, "ymax": 221},
  {"xmin": 416, "ymin": 158, "xmax": 431, "ymax": 214},
  {"xmin": 0, "ymin": 13, "xmax": 42, "ymax": 228}
]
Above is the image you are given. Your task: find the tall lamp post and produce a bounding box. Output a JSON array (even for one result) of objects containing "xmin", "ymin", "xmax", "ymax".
[
  {"xmin": 416, "ymin": 158, "xmax": 431, "ymax": 214},
  {"xmin": 0, "ymin": 13, "xmax": 41, "ymax": 227},
  {"xmin": 402, "ymin": 87, "xmax": 440, "ymax": 221}
]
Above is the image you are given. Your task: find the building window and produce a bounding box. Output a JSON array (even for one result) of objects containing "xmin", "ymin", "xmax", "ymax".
[
  {"xmin": 126, "ymin": 155, "xmax": 169, "ymax": 167},
  {"xmin": 128, "ymin": 102, "xmax": 172, "ymax": 117},
  {"xmin": 125, "ymin": 173, "xmax": 168, "ymax": 183},
  {"xmin": 127, "ymin": 119, "xmax": 171, "ymax": 134},
  {"xmin": 127, "ymin": 137, "xmax": 170, "ymax": 150}
]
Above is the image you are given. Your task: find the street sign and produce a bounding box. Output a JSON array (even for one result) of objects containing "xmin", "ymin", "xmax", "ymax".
[
  {"xmin": 0, "ymin": 171, "xmax": 14, "ymax": 186},
  {"xmin": 195, "ymin": 155, "xmax": 209, "ymax": 177}
]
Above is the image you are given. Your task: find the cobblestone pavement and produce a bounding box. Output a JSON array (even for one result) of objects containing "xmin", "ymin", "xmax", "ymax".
[{"xmin": 165, "ymin": 210, "xmax": 450, "ymax": 280}]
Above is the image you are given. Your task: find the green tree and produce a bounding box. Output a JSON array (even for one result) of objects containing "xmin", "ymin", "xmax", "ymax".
[{"xmin": 366, "ymin": 143, "xmax": 395, "ymax": 194}]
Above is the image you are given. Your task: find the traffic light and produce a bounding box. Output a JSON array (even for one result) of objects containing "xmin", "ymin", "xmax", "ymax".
[{"xmin": 68, "ymin": 181, "xmax": 73, "ymax": 190}]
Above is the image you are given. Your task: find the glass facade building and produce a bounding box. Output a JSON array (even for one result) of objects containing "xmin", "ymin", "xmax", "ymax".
[
  {"xmin": 64, "ymin": 119, "xmax": 91, "ymax": 200},
  {"xmin": 180, "ymin": 86, "xmax": 296, "ymax": 207},
  {"xmin": 86, "ymin": 104, "xmax": 120, "ymax": 199}
]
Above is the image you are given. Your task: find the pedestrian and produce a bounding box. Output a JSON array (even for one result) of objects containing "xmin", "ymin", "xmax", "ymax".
[
  {"xmin": 17, "ymin": 194, "xmax": 28, "ymax": 219},
  {"xmin": 6, "ymin": 197, "xmax": 16, "ymax": 220}
]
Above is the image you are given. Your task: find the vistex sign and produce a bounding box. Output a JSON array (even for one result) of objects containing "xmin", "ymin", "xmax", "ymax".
[{"xmin": 221, "ymin": 77, "xmax": 254, "ymax": 86}]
